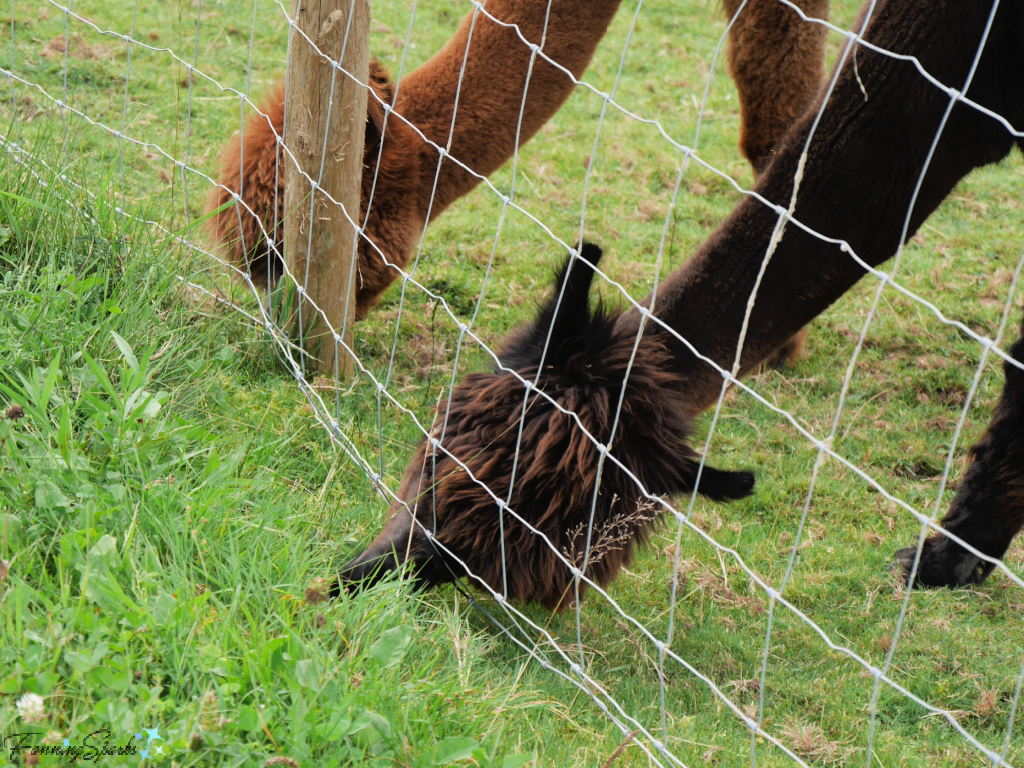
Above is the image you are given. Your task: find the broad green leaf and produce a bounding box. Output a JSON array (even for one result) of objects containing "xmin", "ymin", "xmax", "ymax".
[
  {"xmin": 214, "ymin": 345, "xmax": 235, "ymax": 364},
  {"xmin": 65, "ymin": 650, "xmax": 95, "ymax": 674},
  {"xmin": 150, "ymin": 592, "xmax": 177, "ymax": 626},
  {"xmin": 0, "ymin": 513, "xmax": 22, "ymax": 544},
  {"xmin": 433, "ymin": 737, "xmax": 480, "ymax": 765},
  {"xmin": 110, "ymin": 330, "xmax": 138, "ymax": 372},
  {"xmin": 89, "ymin": 535, "xmax": 118, "ymax": 559},
  {"xmin": 88, "ymin": 666, "xmax": 128, "ymax": 691},
  {"xmin": 501, "ymin": 755, "xmax": 533, "ymax": 768},
  {"xmin": 295, "ymin": 659, "xmax": 319, "ymax": 690},
  {"xmin": 364, "ymin": 710, "xmax": 392, "ymax": 739},
  {"xmin": 203, "ymin": 448, "xmax": 221, "ymax": 480},
  {"xmin": 34, "ymin": 671, "xmax": 60, "ymax": 694},
  {"xmin": 35, "ymin": 480, "xmax": 70, "ymax": 510},
  {"xmin": 236, "ymin": 706, "xmax": 259, "ymax": 733},
  {"xmin": 368, "ymin": 625, "xmax": 414, "ymax": 669}
]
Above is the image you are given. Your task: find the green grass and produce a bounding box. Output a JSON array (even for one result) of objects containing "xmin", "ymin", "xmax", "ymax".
[{"xmin": 3, "ymin": 0, "xmax": 1024, "ymax": 766}]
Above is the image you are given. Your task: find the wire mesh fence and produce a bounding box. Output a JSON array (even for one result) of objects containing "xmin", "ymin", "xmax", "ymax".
[{"xmin": 4, "ymin": 0, "xmax": 1024, "ymax": 764}]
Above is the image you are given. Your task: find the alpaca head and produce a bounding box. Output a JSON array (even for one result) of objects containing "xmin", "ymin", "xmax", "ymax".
[
  {"xmin": 205, "ymin": 60, "xmax": 422, "ymax": 299},
  {"xmin": 335, "ymin": 244, "xmax": 755, "ymax": 610}
]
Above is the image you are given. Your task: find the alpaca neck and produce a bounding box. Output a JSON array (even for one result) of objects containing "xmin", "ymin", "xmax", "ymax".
[
  {"xmin": 394, "ymin": 0, "xmax": 622, "ymax": 222},
  {"xmin": 615, "ymin": 0, "xmax": 1021, "ymax": 415}
]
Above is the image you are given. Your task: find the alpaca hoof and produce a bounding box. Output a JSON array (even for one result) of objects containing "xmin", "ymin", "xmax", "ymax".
[{"xmin": 893, "ymin": 540, "xmax": 993, "ymax": 588}]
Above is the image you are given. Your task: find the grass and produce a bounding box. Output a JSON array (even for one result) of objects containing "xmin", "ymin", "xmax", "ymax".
[{"xmin": 2, "ymin": 0, "xmax": 1024, "ymax": 766}]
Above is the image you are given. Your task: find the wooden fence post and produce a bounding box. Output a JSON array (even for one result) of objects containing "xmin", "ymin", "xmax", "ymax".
[{"xmin": 283, "ymin": 0, "xmax": 369, "ymax": 378}]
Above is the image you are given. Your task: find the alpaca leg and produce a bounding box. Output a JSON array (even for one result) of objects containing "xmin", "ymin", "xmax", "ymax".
[
  {"xmin": 724, "ymin": 0, "xmax": 828, "ymax": 368},
  {"xmin": 723, "ymin": 0, "xmax": 829, "ymax": 176},
  {"xmin": 897, "ymin": 315, "xmax": 1024, "ymax": 587}
]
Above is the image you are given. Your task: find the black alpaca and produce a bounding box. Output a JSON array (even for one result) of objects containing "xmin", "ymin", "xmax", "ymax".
[
  {"xmin": 331, "ymin": 245, "xmax": 754, "ymax": 610},
  {"xmin": 898, "ymin": 320, "xmax": 1024, "ymax": 586}
]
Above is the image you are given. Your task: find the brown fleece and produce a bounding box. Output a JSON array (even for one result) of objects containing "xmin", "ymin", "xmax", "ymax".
[
  {"xmin": 206, "ymin": 0, "xmax": 622, "ymax": 317},
  {"xmin": 334, "ymin": 247, "xmax": 753, "ymax": 609},
  {"xmin": 205, "ymin": 62, "xmax": 425, "ymax": 318},
  {"xmin": 724, "ymin": 0, "xmax": 829, "ymax": 176}
]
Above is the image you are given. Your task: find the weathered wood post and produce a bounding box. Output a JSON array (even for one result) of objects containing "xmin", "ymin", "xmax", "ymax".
[{"xmin": 283, "ymin": 0, "xmax": 369, "ymax": 377}]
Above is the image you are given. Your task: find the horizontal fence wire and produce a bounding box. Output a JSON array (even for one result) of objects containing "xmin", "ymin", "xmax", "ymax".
[{"xmin": 4, "ymin": 0, "xmax": 1023, "ymax": 764}]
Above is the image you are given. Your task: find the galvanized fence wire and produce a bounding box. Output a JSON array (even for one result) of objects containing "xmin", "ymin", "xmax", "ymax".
[
  {"xmin": 4, "ymin": 0, "xmax": 1024, "ymax": 764},
  {"xmin": 1, "ymin": 70, "xmax": 1020, "ymax": 767}
]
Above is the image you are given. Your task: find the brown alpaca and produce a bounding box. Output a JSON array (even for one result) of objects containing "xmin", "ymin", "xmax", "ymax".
[
  {"xmin": 208, "ymin": 0, "xmax": 830, "ymax": 321},
  {"xmin": 207, "ymin": 0, "xmax": 623, "ymax": 318},
  {"xmin": 205, "ymin": 61, "xmax": 423, "ymax": 300},
  {"xmin": 341, "ymin": 0, "xmax": 1024, "ymax": 601}
]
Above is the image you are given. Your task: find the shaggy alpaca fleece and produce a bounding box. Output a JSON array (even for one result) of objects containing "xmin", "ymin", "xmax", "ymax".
[
  {"xmin": 333, "ymin": 245, "xmax": 754, "ymax": 610},
  {"xmin": 204, "ymin": 61, "xmax": 425, "ymax": 319}
]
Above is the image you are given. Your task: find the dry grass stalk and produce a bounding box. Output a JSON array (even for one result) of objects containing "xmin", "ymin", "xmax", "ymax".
[
  {"xmin": 563, "ymin": 497, "xmax": 659, "ymax": 573},
  {"xmin": 600, "ymin": 729, "xmax": 639, "ymax": 768},
  {"xmin": 780, "ymin": 720, "xmax": 853, "ymax": 765}
]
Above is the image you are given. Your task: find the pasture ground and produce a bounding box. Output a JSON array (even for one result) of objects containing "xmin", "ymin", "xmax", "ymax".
[{"xmin": 2, "ymin": 0, "xmax": 1024, "ymax": 765}]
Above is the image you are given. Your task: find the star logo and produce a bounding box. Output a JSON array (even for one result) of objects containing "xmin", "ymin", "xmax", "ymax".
[{"xmin": 137, "ymin": 724, "xmax": 164, "ymax": 762}]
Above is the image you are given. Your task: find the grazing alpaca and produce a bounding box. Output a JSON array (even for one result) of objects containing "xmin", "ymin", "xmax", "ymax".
[
  {"xmin": 343, "ymin": 0, "xmax": 1024, "ymax": 599},
  {"xmin": 896, "ymin": 324, "xmax": 1024, "ymax": 587},
  {"xmin": 618, "ymin": 0, "xmax": 1024, "ymax": 587},
  {"xmin": 331, "ymin": 244, "xmax": 754, "ymax": 609},
  {"xmin": 206, "ymin": 62, "xmax": 423, "ymax": 296},
  {"xmin": 207, "ymin": 0, "xmax": 830, "ymax": 322},
  {"xmin": 207, "ymin": 0, "xmax": 623, "ymax": 318}
]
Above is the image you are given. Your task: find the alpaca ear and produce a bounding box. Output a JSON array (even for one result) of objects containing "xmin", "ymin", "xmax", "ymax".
[
  {"xmin": 499, "ymin": 243, "xmax": 604, "ymax": 369},
  {"xmin": 543, "ymin": 242, "xmax": 602, "ymax": 343},
  {"xmin": 364, "ymin": 59, "xmax": 394, "ymax": 152},
  {"xmin": 684, "ymin": 463, "xmax": 756, "ymax": 502}
]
